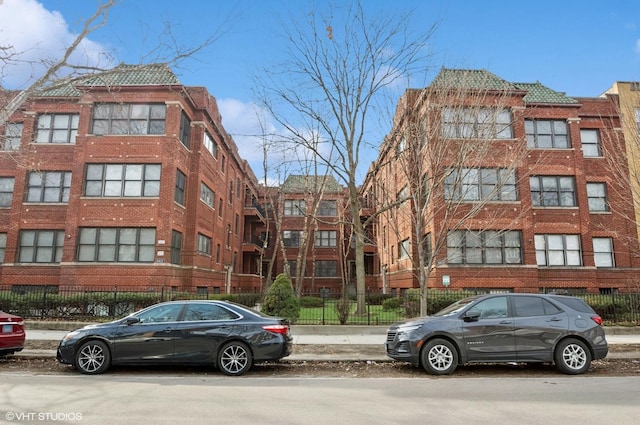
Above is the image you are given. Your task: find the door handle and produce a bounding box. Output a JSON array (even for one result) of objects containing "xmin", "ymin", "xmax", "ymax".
[
  {"xmin": 163, "ymin": 327, "xmax": 173, "ymax": 333},
  {"xmin": 499, "ymin": 320, "xmax": 512, "ymax": 325}
]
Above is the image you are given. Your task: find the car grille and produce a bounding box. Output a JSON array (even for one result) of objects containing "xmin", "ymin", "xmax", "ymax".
[{"xmin": 386, "ymin": 331, "xmax": 397, "ymax": 344}]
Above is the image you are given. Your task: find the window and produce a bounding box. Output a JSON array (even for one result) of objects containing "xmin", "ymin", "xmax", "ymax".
[
  {"xmin": 580, "ymin": 129, "xmax": 601, "ymax": 157},
  {"xmin": 85, "ymin": 164, "xmax": 161, "ymax": 197},
  {"xmin": 467, "ymin": 296, "xmax": 508, "ymax": 319},
  {"xmin": 288, "ymin": 260, "xmax": 299, "ymax": 276},
  {"xmin": 175, "ymin": 170, "xmax": 186, "ymax": 205},
  {"xmin": 315, "ymin": 230, "xmax": 337, "ymax": 247},
  {"xmin": 315, "ymin": 260, "xmax": 337, "ymax": 277},
  {"xmin": 513, "ymin": 296, "xmax": 562, "ymax": 317},
  {"xmin": 218, "ymin": 198, "xmax": 223, "ymax": 217},
  {"xmin": 445, "ymin": 168, "xmax": 517, "ymax": 201},
  {"xmin": 228, "ymin": 180, "xmax": 234, "ymax": 202},
  {"xmin": 221, "ymin": 155, "xmax": 226, "ymax": 173},
  {"xmin": 200, "ymin": 182, "xmax": 215, "ymax": 208},
  {"xmin": 234, "ymin": 214, "xmax": 239, "ymax": 235},
  {"xmin": 399, "ymin": 238, "xmax": 410, "ymax": 259},
  {"xmin": 18, "ymin": 230, "xmax": 64, "ymax": 263},
  {"xmin": 26, "ymin": 171, "xmax": 71, "ymax": 203},
  {"xmin": 183, "ymin": 303, "xmax": 239, "ymax": 321},
  {"xmin": 283, "ymin": 230, "xmax": 302, "ymax": 247},
  {"xmin": 0, "ymin": 177, "xmax": 15, "ymax": 207},
  {"xmin": 397, "ymin": 137, "xmax": 406, "ymax": 154},
  {"xmin": 535, "ymin": 234, "xmax": 582, "ymax": 266},
  {"xmin": 593, "ymin": 237, "xmax": 614, "ymax": 268},
  {"xmin": 447, "ymin": 230, "xmax": 522, "ymax": 265},
  {"xmin": 203, "ymin": 131, "xmax": 218, "ymax": 158},
  {"xmin": 236, "ymin": 179, "xmax": 242, "ymax": 199},
  {"xmin": 284, "ymin": 200, "xmax": 306, "ymax": 216},
  {"xmin": 36, "ymin": 114, "xmax": 79, "ymax": 144},
  {"xmin": 423, "ymin": 233, "xmax": 432, "ymax": 264},
  {"xmin": 318, "ymin": 200, "xmax": 337, "ymax": 216},
  {"xmin": 197, "ymin": 234, "xmax": 212, "ymax": 255},
  {"xmin": 442, "ymin": 107, "xmax": 512, "ymax": 139},
  {"xmin": 216, "ymin": 244, "xmax": 221, "ymax": 263},
  {"xmin": 3, "ymin": 123, "xmax": 22, "ymax": 150},
  {"xmin": 179, "ymin": 111, "xmax": 191, "ymax": 148},
  {"xmin": 587, "ymin": 183, "xmax": 609, "ymax": 212},
  {"xmin": 0, "ymin": 233, "xmax": 6, "ymax": 263},
  {"xmin": 397, "ymin": 186, "xmax": 409, "ymax": 205},
  {"xmin": 77, "ymin": 227, "xmax": 156, "ymax": 262},
  {"xmin": 226, "ymin": 225, "xmax": 232, "ymax": 247},
  {"xmin": 135, "ymin": 303, "xmax": 183, "ymax": 324},
  {"xmin": 530, "ymin": 176, "xmax": 576, "ymax": 207},
  {"xmin": 92, "ymin": 104, "xmax": 166, "ymax": 135},
  {"xmin": 171, "ymin": 230, "xmax": 182, "ymax": 264},
  {"xmin": 525, "ymin": 120, "xmax": 569, "ymax": 149}
]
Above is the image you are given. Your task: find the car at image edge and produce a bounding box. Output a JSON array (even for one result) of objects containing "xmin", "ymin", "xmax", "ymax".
[
  {"xmin": 57, "ymin": 300, "xmax": 292, "ymax": 376},
  {"xmin": 385, "ymin": 293, "xmax": 608, "ymax": 375},
  {"xmin": 0, "ymin": 310, "xmax": 26, "ymax": 357}
]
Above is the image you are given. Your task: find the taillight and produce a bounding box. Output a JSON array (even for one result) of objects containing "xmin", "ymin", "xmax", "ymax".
[
  {"xmin": 591, "ymin": 315, "xmax": 603, "ymax": 326},
  {"xmin": 262, "ymin": 324, "xmax": 289, "ymax": 335}
]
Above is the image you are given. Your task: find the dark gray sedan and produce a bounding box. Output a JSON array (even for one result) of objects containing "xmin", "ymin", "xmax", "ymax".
[
  {"xmin": 57, "ymin": 300, "xmax": 292, "ymax": 376},
  {"xmin": 385, "ymin": 293, "xmax": 608, "ymax": 375}
]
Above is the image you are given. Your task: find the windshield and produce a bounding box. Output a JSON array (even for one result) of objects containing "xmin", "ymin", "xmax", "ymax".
[{"xmin": 432, "ymin": 297, "xmax": 478, "ymax": 317}]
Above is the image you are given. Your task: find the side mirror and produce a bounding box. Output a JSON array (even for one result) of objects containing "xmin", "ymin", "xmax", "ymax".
[
  {"xmin": 123, "ymin": 316, "xmax": 141, "ymax": 325},
  {"xmin": 463, "ymin": 310, "xmax": 481, "ymax": 322}
]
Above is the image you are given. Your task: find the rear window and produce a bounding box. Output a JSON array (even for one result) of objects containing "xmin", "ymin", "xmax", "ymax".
[{"xmin": 549, "ymin": 296, "xmax": 595, "ymax": 314}]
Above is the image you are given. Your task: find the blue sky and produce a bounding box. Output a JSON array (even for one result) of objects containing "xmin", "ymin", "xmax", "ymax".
[{"xmin": 2, "ymin": 0, "xmax": 640, "ymax": 180}]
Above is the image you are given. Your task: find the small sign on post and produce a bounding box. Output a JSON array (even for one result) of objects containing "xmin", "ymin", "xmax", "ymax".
[{"xmin": 442, "ymin": 275, "xmax": 450, "ymax": 287}]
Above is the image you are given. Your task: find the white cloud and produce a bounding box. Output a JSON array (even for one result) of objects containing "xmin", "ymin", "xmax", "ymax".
[
  {"xmin": 636, "ymin": 39, "xmax": 640, "ymax": 54},
  {"xmin": 0, "ymin": 0, "xmax": 112, "ymax": 89},
  {"xmin": 217, "ymin": 98, "xmax": 275, "ymax": 166}
]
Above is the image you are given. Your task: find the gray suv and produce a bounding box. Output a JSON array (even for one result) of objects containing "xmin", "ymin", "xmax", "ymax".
[{"xmin": 385, "ymin": 293, "xmax": 608, "ymax": 375}]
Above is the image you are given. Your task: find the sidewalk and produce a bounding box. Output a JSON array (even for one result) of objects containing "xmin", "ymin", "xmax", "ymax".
[{"xmin": 16, "ymin": 325, "xmax": 640, "ymax": 361}]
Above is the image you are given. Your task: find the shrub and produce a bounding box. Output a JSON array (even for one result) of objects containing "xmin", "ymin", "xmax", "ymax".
[
  {"xmin": 382, "ymin": 297, "xmax": 401, "ymax": 311},
  {"xmin": 262, "ymin": 274, "xmax": 300, "ymax": 323},
  {"xmin": 300, "ymin": 296, "xmax": 324, "ymax": 308}
]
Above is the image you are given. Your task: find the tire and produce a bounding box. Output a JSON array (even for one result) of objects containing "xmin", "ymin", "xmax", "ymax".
[
  {"xmin": 420, "ymin": 338, "xmax": 458, "ymax": 375},
  {"xmin": 218, "ymin": 341, "xmax": 252, "ymax": 376},
  {"xmin": 554, "ymin": 338, "xmax": 592, "ymax": 375},
  {"xmin": 75, "ymin": 340, "xmax": 111, "ymax": 375}
]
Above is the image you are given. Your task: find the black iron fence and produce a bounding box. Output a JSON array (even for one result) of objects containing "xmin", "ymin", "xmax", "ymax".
[{"xmin": 0, "ymin": 285, "xmax": 638, "ymax": 325}]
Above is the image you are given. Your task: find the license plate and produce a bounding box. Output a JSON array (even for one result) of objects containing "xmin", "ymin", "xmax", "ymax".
[{"xmin": 2, "ymin": 324, "xmax": 12, "ymax": 333}]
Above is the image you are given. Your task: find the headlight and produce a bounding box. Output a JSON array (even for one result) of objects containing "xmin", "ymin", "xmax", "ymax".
[
  {"xmin": 62, "ymin": 331, "xmax": 81, "ymax": 342},
  {"xmin": 397, "ymin": 324, "xmax": 421, "ymax": 340}
]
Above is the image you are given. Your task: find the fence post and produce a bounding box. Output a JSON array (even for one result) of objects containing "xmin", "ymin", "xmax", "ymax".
[
  {"xmin": 111, "ymin": 286, "xmax": 117, "ymax": 319},
  {"xmin": 611, "ymin": 291, "xmax": 617, "ymax": 322},
  {"xmin": 367, "ymin": 289, "xmax": 371, "ymax": 326},
  {"xmin": 41, "ymin": 290, "xmax": 47, "ymax": 319}
]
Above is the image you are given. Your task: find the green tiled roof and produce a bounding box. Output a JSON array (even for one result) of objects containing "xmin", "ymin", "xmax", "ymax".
[
  {"xmin": 430, "ymin": 68, "xmax": 517, "ymax": 90},
  {"xmin": 513, "ymin": 82, "xmax": 578, "ymax": 104},
  {"xmin": 38, "ymin": 64, "xmax": 181, "ymax": 97},
  {"xmin": 429, "ymin": 68, "xmax": 578, "ymax": 105},
  {"xmin": 281, "ymin": 175, "xmax": 344, "ymax": 192}
]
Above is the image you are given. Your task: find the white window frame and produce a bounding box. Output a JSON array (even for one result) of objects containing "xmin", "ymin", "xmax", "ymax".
[{"xmin": 593, "ymin": 237, "xmax": 614, "ymax": 268}]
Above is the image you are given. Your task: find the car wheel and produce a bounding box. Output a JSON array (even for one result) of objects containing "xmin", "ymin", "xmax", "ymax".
[
  {"xmin": 554, "ymin": 338, "xmax": 592, "ymax": 375},
  {"xmin": 421, "ymin": 338, "xmax": 458, "ymax": 375},
  {"xmin": 75, "ymin": 340, "xmax": 111, "ymax": 375},
  {"xmin": 218, "ymin": 341, "xmax": 252, "ymax": 376}
]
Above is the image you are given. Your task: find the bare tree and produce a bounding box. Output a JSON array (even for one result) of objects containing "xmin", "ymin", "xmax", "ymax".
[
  {"xmin": 374, "ymin": 70, "xmax": 530, "ymax": 315},
  {"xmin": 1, "ymin": 0, "xmax": 231, "ymax": 129},
  {"xmin": 257, "ymin": 1, "xmax": 437, "ymax": 314}
]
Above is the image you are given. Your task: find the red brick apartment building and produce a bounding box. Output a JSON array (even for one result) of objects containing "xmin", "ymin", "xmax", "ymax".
[
  {"xmin": 362, "ymin": 68, "xmax": 640, "ymax": 295},
  {"xmin": 0, "ymin": 65, "xmax": 265, "ymax": 293},
  {"xmin": 260, "ymin": 175, "xmax": 354, "ymax": 295},
  {"xmin": 2, "ymin": 65, "xmax": 639, "ymax": 296}
]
